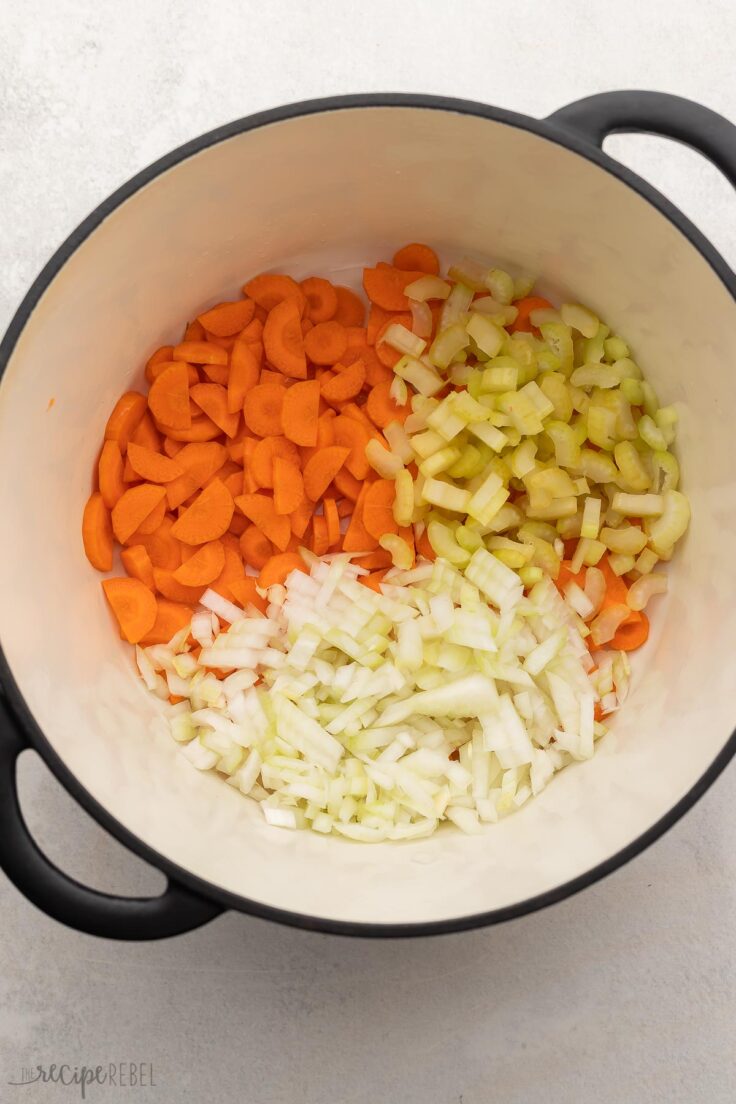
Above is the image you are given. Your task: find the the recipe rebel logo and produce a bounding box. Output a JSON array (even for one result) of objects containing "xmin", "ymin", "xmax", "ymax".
[{"xmin": 7, "ymin": 1062, "xmax": 156, "ymax": 1098}]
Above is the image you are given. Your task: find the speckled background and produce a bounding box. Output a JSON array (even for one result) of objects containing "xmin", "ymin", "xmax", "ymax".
[{"xmin": 1, "ymin": 2, "xmax": 735, "ymax": 1101}]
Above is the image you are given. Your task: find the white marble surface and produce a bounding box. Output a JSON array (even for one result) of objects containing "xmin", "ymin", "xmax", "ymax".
[{"xmin": 0, "ymin": 2, "xmax": 735, "ymax": 1101}]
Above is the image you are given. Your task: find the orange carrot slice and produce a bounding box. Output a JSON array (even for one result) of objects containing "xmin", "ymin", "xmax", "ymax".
[
  {"xmin": 258, "ymin": 552, "xmax": 307, "ymax": 590},
  {"xmin": 250, "ymin": 436, "xmax": 300, "ymax": 490},
  {"xmin": 263, "ymin": 298, "xmax": 307, "ymax": 379},
  {"xmin": 102, "ymin": 577, "xmax": 157, "ymax": 644},
  {"xmin": 363, "ymin": 266, "xmax": 425, "ymax": 311},
  {"xmin": 82, "ymin": 492, "xmax": 113, "ymax": 571},
  {"xmin": 172, "ymin": 540, "xmax": 225, "ymax": 586},
  {"xmin": 98, "ymin": 440, "xmax": 126, "ymax": 509},
  {"xmin": 366, "ymin": 380, "xmax": 411, "ymax": 427},
  {"xmin": 121, "ymin": 544, "xmax": 156, "ymax": 589},
  {"xmin": 173, "ymin": 341, "xmax": 228, "ymax": 366},
  {"xmin": 311, "ymin": 514, "xmax": 329, "ymax": 556},
  {"xmin": 363, "ymin": 479, "xmax": 398, "ymax": 540},
  {"xmin": 145, "ymin": 345, "xmax": 175, "ymax": 385},
  {"xmin": 333, "ymin": 286, "xmax": 366, "ymax": 327},
  {"xmin": 153, "ymin": 568, "xmax": 205, "ymax": 605},
  {"xmin": 139, "ymin": 599, "xmax": 194, "ymax": 646},
  {"xmin": 304, "ymin": 320, "xmax": 348, "ymax": 366},
  {"xmin": 392, "ymin": 242, "xmax": 440, "ymax": 275},
  {"xmin": 321, "ymin": 360, "xmax": 366, "ymax": 406},
  {"xmin": 300, "ymin": 277, "xmax": 338, "ymax": 323},
  {"xmin": 136, "ymin": 516, "xmax": 183, "ymax": 570},
  {"xmin": 130, "ymin": 411, "xmax": 163, "ymax": 453},
  {"xmin": 171, "ymin": 478, "xmax": 234, "ymax": 545},
  {"xmin": 104, "ymin": 392, "xmax": 147, "ymax": 452},
  {"xmin": 227, "ymin": 338, "xmax": 260, "ymax": 414},
  {"xmin": 197, "ymin": 299, "xmax": 255, "ymax": 337},
  {"xmin": 303, "ymin": 446, "xmax": 350, "ymax": 502},
  {"xmin": 111, "ymin": 484, "xmax": 167, "ymax": 545},
  {"xmin": 133, "ymin": 495, "xmax": 167, "ymax": 537},
  {"xmin": 243, "ymin": 382, "xmax": 284, "ymax": 436},
  {"xmin": 332, "ymin": 415, "xmax": 371, "ymax": 479},
  {"xmin": 234, "ymin": 493, "xmax": 291, "ymax": 551},
  {"xmin": 148, "ymin": 362, "xmax": 191, "ymax": 430},
  {"xmin": 126, "ymin": 442, "xmax": 184, "ymax": 484},
  {"xmin": 273, "ymin": 456, "xmax": 304, "ymax": 515},
  {"xmin": 323, "ymin": 498, "xmax": 340, "ymax": 546},
  {"xmin": 333, "ymin": 466, "xmax": 363, "ymax": 501},
  {"xmin": 155, "ymin": 415, "xmax": 221, "ymax": 442},
  {"xmin": 229, "ymin": 577, "xmax": 268, "ymax": 615},
  {"xmin": 281, "ymin": 379, "xmax": 320, "ymax": 446},
  {"xmin": 239, "ymin": 524, "xmax": 274, "ymax": 570},
  {"xmin": 243, "ymin": 274, "xmax": 306, "ymax": 314},
  {"xmin": 190, "ymin": 382, "xmax": 240, "ymax": 438}
]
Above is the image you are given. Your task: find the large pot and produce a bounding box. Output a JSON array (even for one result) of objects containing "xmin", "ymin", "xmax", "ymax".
[{"xmin": 0, "ymin": 91, "xmax": 734, "ymax": 940}]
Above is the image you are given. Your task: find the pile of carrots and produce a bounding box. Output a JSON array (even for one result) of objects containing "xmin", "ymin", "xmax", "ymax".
[{"xmin": 83, "ymin": 245, "xmax": 442, "ymax": 646}]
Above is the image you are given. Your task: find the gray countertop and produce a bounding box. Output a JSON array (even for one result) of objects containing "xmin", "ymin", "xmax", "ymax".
[{"xmin": 1, "ymin": 2, "xmax": 734, "ymax": 1101}]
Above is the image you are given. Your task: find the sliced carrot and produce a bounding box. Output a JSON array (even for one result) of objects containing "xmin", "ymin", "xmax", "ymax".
[
  {"xmin": 392, "ymin": 242, "xmax": 440, "ymax": 275},
  {"xmin": 333, "ymin": 465, "xmax": 363, "ymax": 501},
  {"xmin": 190, "ymin": 382, "xmax": 240, "ymax": 438},
  {"xmin": 260, "ymin": 368, "xmax": 287, "ymax": 387},
  {"xmin": 153, "ymin": 568, "xmax": 205, "ymax": 605},
  {"xmin": 227, "ymin": 337, "xmax": 260, "ymax": 414},
  {"xmin": 133, "ymin": 495, "xmax": 167, "ymax": 537},
  {"xmin": 200, "ymin": 362, "xmax": 229, "ymax": 386},
  {"xmin": 173, "ymin": 341, "xmax": 228, "ymax": 366},
  {"xmin": 311, "ymin": 515, "xmax": 329, "ymax": 556},
  {"xmin": 147, "ymin": 359, "xmax": 199, "ymax": 387},
  {"xmin": 337, "ymin": 499, "xmax": 353, "ymax": 518},
  {"xmin": 243, "ymin": 382, "xmax": 284, "ymax": 436},
  {"xmin": 242, "ymin": 317, "xmax": 264, "ymax": 344},
  {"xmin": 242, "ymin": 274, "xmax": 306, "ymax": 314},
  {"xmin": 363, "ymin": 266, "xmax": 425, "ymax": 312},
  {"xmin": 303, "ymin": 446, "xmax": 350, "ymax": 502},
  {"xmin": 366, "ymin": 380, "xmax": 411, "ymax": 427},
  {"xmin": 273, "ymin": 456, "xmax": 304, "ymax": 515},
  {"xmin": 102, "ymin": 577, "xmax": 157, "ymax": 644},
  {"xmin": 612, "ymin": 611, "xmax": 650, "ymax": 651},
  {"xmin": 361, "ymin": 568, "xmax": 389, "ymax": 592},
  {"xmin": 165, "ymin": 441, "xmax": 227, "ymax": 509},
  {"xmin": 341, "ymin": 402, "xmax": 375, "ymax": 431},
  {"xmin": 258, "ymin": 552, "xmax": 307, "ymax": 590},
  {"xmin": 111, "ymin": 484, "xmax": 166, "ymax": 545},
  {"xmin": 148, "ymin": 362, "xmax": 191, "ymax": 430},
  {"xmin": 204, "ymin": 333, "xmax": 236, "ymax": 351},
  {"xmin": 367, "ymin": 305, "xmax": 393, "ymax": 346},
  {"xmin": 263, "ymin": 298, "xmax": 307, "ymax": 379},
  {"xmin": 356, "ymin": 548, "xmax": 393, "ymax": 569},
  {"xmin": 299, "ymin": 411, "xmax": 337, "ymax": 466},
  {"xmin": 197, "ymin": 299, "xmax": 255, "ymax": 337},
  {"xmin": 342, "ymin": 483, "xmax": 378, "ymax": 553},
  {"xmin": 104, "ymin": 392, "xmax": 147, "ymax": 452},
  {"xmin": 210, "ymin": 543, "xmax": 245, "ymax": 602},
  {"xmin": 333, "ymin": 286, "xmax": 366, "ymax": 327},
  {"xmin": 130, "ymin": 411, "xmax": 163, "ymax": 453},
  {"xmin": 184, "ymin": 318, "xmax": 205, "ymax": 341},
  {"xmin": 234, "ymin": 493, "xmax": 291, "ymax": 551},
  {"xmin": 398, "ymin": 524, "xmax": 416, "ymax": 567},
  {"xmin": 303, "ymin": 320, "xmax": 348, "ymax": 366},
  {"xmin": 126, "ymin": 442, "xmax": 184, "ymax": 484},
  {"xmin": 300, "ymin": 277, "xmax": 338, "ymax": 323},
  {"xmin": 323, "ymin": 498, "xmax": 340, "ymax": 547},
  {"xmin": 251, "ymin": 436, "xmax": 300, "ymax": 490},
  {"xmin": 415, "ymin": 527, "xmax": 436, "ymax": 562},
  {"xmin": 172, "ymin": 540, "xmax": 225, "ymax": 586},
  {"xmin": 171, "ymin": 478, "xmax": 234, "ymax": 545},
  {"xmin": 121, "ymin": 544, "xmax": 156, "ymax": 589},
  {"xmin": 163, "ymin": 437, "xmax": 184, "ymax": 458},
  {"xmin": 363, "ymin": 479, "xmax": 398, "ymax": 540},
  {"xmin": 136, "ymin": 516, "xmax": 182, "ymax": 570},
  {"xmin": 82, "ymin": 492, "xmax": 113, "ymax": 571},
  {"xmin": 321, "ymin": 359, "xmax": 366, "ymax": 406},
  {"xmin": 98, "ymin": 440, "xmax": 126, "ymax": 509},
  {"xmin": 332, "ymin": 414, "xmax": 371, "ymax": 479},
  {"xmin": 223, "ymin": 471, "xmax": 243, "ymax": 498},
  {"xmin": 239, "ymin": 524, "xmax": 274, "ymax": 570},
  {"xmin": 281, "ymin": 378, "xmax": 320, "ymax": 446},
  {"xmin": 229, "ymin": 576, "xmax": 268, "ymax": 615},
  {"xmin": 139, "ymin": 599, "xmax": 194, "ymax": 646},
  {"xmin": 510, "ymin": 296, "xmax": 553, "ymax": 334},
  {"xmin": 290, "ymin": 497, "xmax": 313, "ymax": 539},
  {"xmin": 153, "ymin": 415, "xmax": 220, "ymax": 442},
  {"xmin": 301, "ymin": 318, "xmax": 314, "ymax": 335},
  {"xmin": 145, "ymin": 346, "xmax": 175, "ymax": 385}
]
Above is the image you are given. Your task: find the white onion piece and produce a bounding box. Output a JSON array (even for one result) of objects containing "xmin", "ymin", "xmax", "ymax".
[{"xmin": 583, "ymin": 567, "xmax": 606, "ymax": 617}]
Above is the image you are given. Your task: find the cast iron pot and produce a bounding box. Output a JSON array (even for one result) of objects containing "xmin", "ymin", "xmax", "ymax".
[{"xmin": 0, "ymin": 90, "xmax": 734, "ymax": 940}]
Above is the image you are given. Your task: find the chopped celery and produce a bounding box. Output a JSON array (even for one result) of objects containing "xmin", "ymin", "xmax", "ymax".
[
  {"xmin": 647, "ymin": 490, "xmax": 690, "ymax": 555},
  {"xmin": 571, "ymin": 364, "xmax": 620, "ymax": 389},
  {"xmin": 393, "ymin": 468, "xmax": 415, "ymax": 526},
  {"xmin": 540, "ymin": 321, "xmax": 574, "ymax": 375},
  {"xmin": 383, "ymin": 323, "xmax": 426, "ymax": 358},
  {"xmin": 638, "ymin": 414, "xmax": 667, "ymax": 452},
  {"xmin": 428, "ymin": 324, "xmax": 469, "ymax": 371},
  {"xmin": 422, "ymin": 478, "xmax": 472, "ymax": 513},
  {"xmin": 581, "ymin": 497, "xmax": 602, "ymax": 539},
  {"xmin": 481, "ymin": 360, "xmax": 519, "ymax": 393},
  {"xmin": 440, "ymin": 283, "xmax": 474, "ymax": 329},
  {"xmin": 405, "ymin": 275, "xmax": 452, "ymax": 301},
  {"xmin": 600, "ymin": 525, "xmax": 648, "ymax": 555},
  {"xmin": 538, "ymin": 372, "xmax": 573, "ymax": 422},
  {"xmin": 611, "ymin": 492, "xmax": 664, "ymax": 517},
  {"xmin": 467, "ymin": 471, "xmax": 510, "ymax": 525},
  {"xmin": 448, "ymin": 444, "xmax": 484, "ymax": 479},
  {"xmin": 411, "ymin": 429, "xmax": 447, "ymax": 459},
  {"xmin": 466, "ymin": 313, "xmax": 505, "ymax": 358},
  {"xmin": 366, "ymin": 439, "xmax": 404, "ymax": 479},
  {"xmin": 614, "ymin": 441, "xmax": 651, "ymax": 491},
  {"xmin": 545, "ymin": 420, "xmax": 581, "ymax": 469},
  {"xmin": 484, "ymin": 268, "xmax": 514, "ymax": 304},
  {"xmin": 560, "ymin": 302, "xmax": 599, "ymax": 339},
  {"xmin": 394, "ymin": 354, "xmax": 444, "ymax": 397},
  {"xmin": 587, "ymin": 404, "xmax": 617, "ymax": 450},
  {"xmin": 604, "ymin": 336, "xmax": 630, "ymax": 361},
  {"xmin": 620, "ymin": 377, "xmax": 644, "ymax": 406},
  {"xmin": 426, "ymin": 520, "xmax": 471, "ymax": 566},
  {"xmin": 419, "ymin": 446, "xmax": 462, "ymax": 478}
]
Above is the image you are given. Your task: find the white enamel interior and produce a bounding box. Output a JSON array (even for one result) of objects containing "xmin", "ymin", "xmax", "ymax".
[{"xmin": 0, "ymin": 106, "xmax": 734, "ymax": 927}]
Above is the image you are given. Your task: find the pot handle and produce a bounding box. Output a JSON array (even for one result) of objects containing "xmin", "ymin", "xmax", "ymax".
[
  {"xmin": 0, "ymin": 694, "xmax": 222, "ymax": 940},
  {"xmin": 548, "ymin": 90, "xmax": 736, "ymax": 187}
]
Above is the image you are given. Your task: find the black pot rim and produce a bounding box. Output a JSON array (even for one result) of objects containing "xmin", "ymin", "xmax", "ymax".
[{"xmin": 1, "ymin": 91, "xmax": 734, "ymax": 939}]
